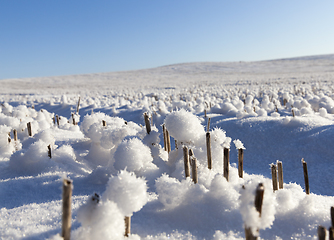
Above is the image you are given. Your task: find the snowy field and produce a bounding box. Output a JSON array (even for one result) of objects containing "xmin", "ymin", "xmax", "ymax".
[{"xmin": 1, "ymin": 54, "xmax": 334, "ymax": 239}]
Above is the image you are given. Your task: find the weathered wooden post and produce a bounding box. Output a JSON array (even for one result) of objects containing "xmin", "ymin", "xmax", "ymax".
[
  {"xmin": 56, "ymin": 115, "xmax": 60, "ymax": 126},
  {"xmin": 318, "ymin": 226, "xmax": 326, "ymax": 240},
  {"xmin": 191, "ymin": 157, "xmax": 198, "ymax": 184},
  {"xmin": 302, "ymin": 158, "xmax": 310, "ymax": 194},
  {"xmin": 162, "ymin": 124, "xmax": 167, "ymax": 151},
  {"xmin": 13, "ymin": 129, "xmax": 17, "ymax": 141},
  {"xmin": 27, "ymin": 122, "xmax": 32, "ymax": 137},
  {"xmin": 206, "ymin": 132, "xmax": 212, "ymax": 170},
  {"xmin": 183, "ymin": 146, "xmax": 190, "ymax": 178},
  {"xmin": 271, "ymin": 164, "xmax": 278, "ymax": 192},
  {"xmin": 144, "ymin": 113, "xmax": 151, "ymax": 134},
  {"xmin": 166, "ymin": 129, "xmax": 171, "ymax": 153},
  {"xmin": 224, "ymin": 147, "xmax": 230, "ymax": 181},
  {"xmin": 62, "ymin": 179, "xmax": 72, "ymax": 240},
  {"xmin": 125, "ymin": 216, "xmax": 131, "ymax": 237},
  {"xmin": 277, "ymin": 160, "xmax": 283, "ymax": 189},
  {"xmin": 102, "ymin": 120, "xmax": 106, "ymax": 127},
  {"xmin": 245, "ymin": 183, "xmax": 265, "ymax": 240},
  {"xmin": 238, "ymin": 148, "xmax": 244, "ymax": 178},
  {"xmin": 207, "ymin": 117, "xmax": 211, "ymax": 132},
  {"xmin": 48, "ymin": 145, "xmax": 52, "ymax": 159},
  {"xmin": 76, "ymin": 97, "xmax": 81, "ymax": 114}
]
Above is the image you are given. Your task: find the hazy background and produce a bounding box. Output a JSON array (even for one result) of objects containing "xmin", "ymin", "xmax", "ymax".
[{"xmin": 1, "ymin": 0, "xmax": 334, "ymax": 79}]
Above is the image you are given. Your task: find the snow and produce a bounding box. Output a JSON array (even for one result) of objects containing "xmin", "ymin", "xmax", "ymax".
[{"xmin": 1, "ymin": 54, "xmax": 334, "ymax": 239}]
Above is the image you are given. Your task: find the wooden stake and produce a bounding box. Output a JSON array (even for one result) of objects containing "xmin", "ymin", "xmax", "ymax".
[
  {"xmin": 292, "ymin": 109, "xmax": 295, "ymax": 117},
  {"xmin": 71, "ymin": 113, "xmax": 75, "ymax": 125},
  {"xmin": 62, "ymin": 179, "xmax": 72, "ymax": 240},
  {"xmin": 206, "ymin": 132, "xmax": 212, "ymax": 170},
  {"xmin": 207, "ymin": 117, "xmax": 211, "ymax": 133},
  {"xmin": 302, "ymin": 158, "xmax": 310, "ymax": 194},
  {"xmin": 125, "ymin": 216, "xmax": 131, "ymax": 237},
  {"xmin": 53, "ymin": 116, "xmax": 56, "ymax": 125},
  {"xmin": 277, "ymin": 160, "xmax": 283, "ymax": 189},
  {"xmin": 271, "ymin": 164, "xmax": 278, "ymax": 192},
  {"xmin": 56, "ymin": 115, "xmax": 60, "ymax": 126},
  {"xmin": 13, "ymin": 129, "xmax": 17, "ymax": 141},
  {"xmin": 238, "ymin": 148, "xmax": 244, "ymax": 178},
  {"xmin": 245, "ymin": 183, "xmax": 264, "ymax": 240},
  {"xmin": 224, "ymin": 147, "xmax": 229, "ymax": 181},
  {"xmin": 102, "ymin": 120, "xmax": 106, "ymax": 127},
  {"xmin": 166, "ymin": 129, "xmax": 171, "ymax": 153},
  {"xmin": 76, "ymin": 97, "xmax": 80, "ymax": 114},
  {"xmin": 144, "ymin": 113, "xmax": 151, "ymax": 134},
  {"xmin": 329, "ymin": 227, "xmax": 334, "ymax": 240},
  {"xmin": 27, "ymin": 122, "xmax": 32, "ymax": 137},
  {"xmin": 48, "ymin": 145, "xmax": 52, "ymax": 159},
  {"xmin": 318, "ymin": 226, "xmax": 326, "ymax": 240},
  {"xmin": 183, "ymin": 146, "xmax": 190, "ymax": 178},
  {"xmin": 191, "ymin": 157, "xmax": 198, "ymax": 184},
  {"xmin": 331, "ymin": 206, "xmax": 334, "ymax": 227},
  {"xmin": 162, "ymin": 124, "xmax": 167, "ymax": 151},
  {"xmin": 8, "ymin": 132, "xmax": 11, "ymax": 143}
]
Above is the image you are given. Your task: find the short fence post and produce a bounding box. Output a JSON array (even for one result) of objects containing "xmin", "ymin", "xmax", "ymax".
[
  {"xmin": 48, "ymin": 145, "xmax": 52, "ymax": 159},
  {"xmin": 13, "ymin": 129, "xmax": 17, "ymax": 141},
  {"xmin": 318, "ymin": 226, "xmax": 326, "ymax": 240},
  {"xmin": 144, "ymin": 113, "xmax": 151, "ymax": 134},
  {"xmin": 238, "ymin": 148, "xmax": 244, "ymax": 178},
  {"xmin": 166, "ymin": 129, "xmax": 171, "ymax": 153},
  {"xmin": 224, "ymin": 147, "xmax": 229, "ymax": 181},
  {"xmin": 302, "ymin": 158, "xmax": 310, "ymax": 194},
  {"xmin": 62, "ymin": 179, "xmax": 72, "ymax": 240},
  {"xmin": 206, "ymin": 132, "xmax": 212, "ymax": 170},
  {"xmin": 277, "ymin": 160, "xmax": 283, "ymax": 189},
  {"xmin": 271, "ymin": 164, "xmax": 278, "ymax": 192},
  {"xmin": 125, "ymin": 216, "xmax": 131, "ymax": 237},
  {"xmin": 183, "ymin": 146, "xmax": 190, "ymax": 178},
  {"xmin": 162, "ymin": 124, "xmax": 167, "ymax": 151},
  {"xmin": 191, "ymin": 157, "xmax": 198, "ymax": 184},
  {"xmin": 27, "ymin": 122, "xmax": 32, "ymax": 137}
]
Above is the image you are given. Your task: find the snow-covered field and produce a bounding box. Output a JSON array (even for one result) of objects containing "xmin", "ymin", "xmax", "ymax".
[{"xmin": 1, "ymin": 54, "xmax": 334, "ymax": 239}]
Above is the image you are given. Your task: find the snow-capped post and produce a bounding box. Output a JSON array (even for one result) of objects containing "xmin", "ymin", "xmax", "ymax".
[
  {"xmin": 47, "ymin": 145, "xmax": 52, "ymax": 159},
  {"xmin": 271, "ymin": 164, "xmax": 278, "ymax": 192},
  {"xmin": 318, "ymin": 226, "xmax": 326, "ymax": 240},
  {"xmin": 183, "ymin": 146, "xmax": 190, "ymax": 178},
  {"xmin": 13, "ymin": 129, "xmax": 17, "ymax": 141},
  {"xmin": 207, "ymin": 117, "xmax": 211, "ymax": 133},
  {"xmin": 244, "ymin": 183, "xmax": 265, "ymax": 240},
  {"xmin": 162, "ymin": 124, "xmax": 167, "ymax": 151},
  {"xmin": 277, "ymin": 160, "xmax": 283, "ymax": 189},
  {"xmin": 302, "ymin": 158, "xmax": 310, "ymax": 194},
  {"xmin": 191, "ymin": 157, "xmax": 198, "ymax": 184},
  {"xmin": 144, "ymin": 112, "xmax": 151, "ymax": 134},
  {"xmin": 206, "ymin": 132, "xmax": 212, "ymax": 170},
  {"xmin": 238, "ymin": 148, "xmax": 244, "ymax": 178},
  {"xmin": 224, "ymin": 147, "xmax": 230, "ymax": 181},
  {"xmin": 76, "ymin": 97, "xmax": 80, "ymax": 114},
  {"xmin": 102, "ymin": 120, "xmax": 106, "ymax": 127},
  {"xmin": 62, "ymin": 179, "xmax": 72, "ymax": 240},
  {"xmin": 27, "ymin": 122, "xmax": 32, "ymax": 137},
  {"xmin": 125, "ymin": 216, "xmax": 131, "ymax": 237}
]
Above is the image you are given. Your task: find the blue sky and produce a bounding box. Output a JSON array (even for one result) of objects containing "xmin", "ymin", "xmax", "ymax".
[{"xmin": 1, "ymin": 1, "xmax": 334, "ymax": 79}]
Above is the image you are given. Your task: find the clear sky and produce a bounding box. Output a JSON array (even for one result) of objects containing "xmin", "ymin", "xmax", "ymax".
[{"xmin": 1, "ymin": 0, "xmax": 334, "ymax": 79}]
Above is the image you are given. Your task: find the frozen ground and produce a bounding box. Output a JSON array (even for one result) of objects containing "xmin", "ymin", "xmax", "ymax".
[{"xmin": 1, "ymin": 54, "xmax": 334, "ymax": 239}]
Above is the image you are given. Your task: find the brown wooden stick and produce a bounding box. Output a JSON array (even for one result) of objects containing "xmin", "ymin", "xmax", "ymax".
[
  {"xmin": 277, "ymin": 160, "xmax": 283, "ymax": 189},
  {"xmin": 166, "ymin": 129, "xmax": 171, "ymax": 153},
  {"xmin": 144, "ymin": 113, "xmax": 151, "ymax": 134},
  {"xmin": 329, "ymin": 227, "xmax": 334, "ymax": 240},
  {"xmin": 331, "ymin": 206, "xmax": 334, "ymax": 228},
  {"xmin": 62, "ymin": 179, "xmax": 72, "ymax": 240},
  {"xmin": 191, "ymin": 157, "xmax": 198, "ymax": 184},
  {"xmin": 238, "ymin": 148, "xmax": 244, "ymax": 178},
  {"xmin": 125, "ymin": 216, "xmax": 131, "ymax": 237},
  {"xmin": 224, "ymin": 147, "xmax": 229, "ymax": 181},
  {"xmin": 76, "ymin": 97, "xmax": 80, "ymax": 114},
  {"xmin": 162, "ymin": 124, "xmax": 167, "ymax": 151},
  {"xmin": 318, "ymin": 226, "xmax": 326, "ymax": 240},
  {"xmin": 183, "ymin": 146, "xmax": 190, "ymax": 178},
  {"xmin": 27, "ymin": 122, "xmax": 32, "ymax": 137},
  {"xmin": 207, "ymin": 117, "xmax": 211, "ymax": 132},
  {"xmin": 102, "ymin": 120, "xmax": 106, "ymax": 127},
  {"xmin": 71, "ymin": 113, "xmax": 75, "ymax": 125},
  {"xmin": 56, "ymin": 115, "xmax": 60, "ymax": 126},
  {"xmin": 13, "ymin": 129, "xmax": 17, "ymax": 141},
  {"xmin": 8, "ymin": 132, "xmax": 11, "ymax": 143},
  {"xmin": 48, "ymin": 145, "xmax": 52, "ymax": 159},
  {"xmin": 206, "ymin": 132, "xmax": 212, "ymax": 170},
  {"xmin": 245, "ymin": 227, "xmax": 257, "ymax": 240},
  {"xmin": 302, "ymin": 158, "xmax": 310, "ymax": 194},
  {"xmin": 271, "ymin": 164, "xmax": 278, "ymax": 192}
]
